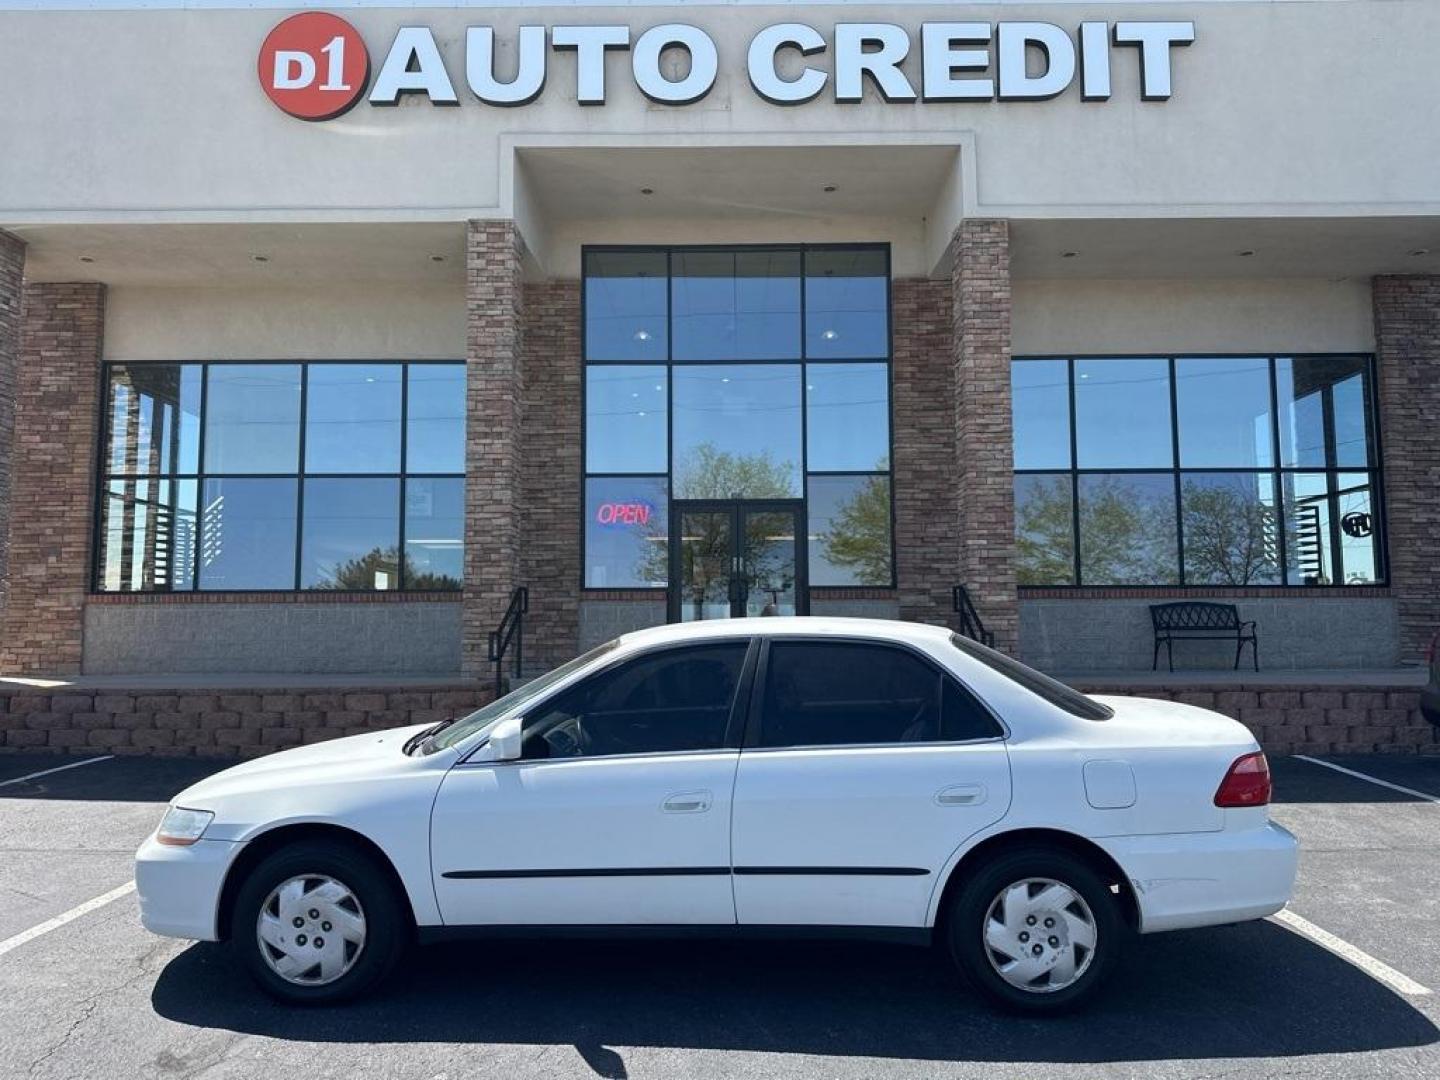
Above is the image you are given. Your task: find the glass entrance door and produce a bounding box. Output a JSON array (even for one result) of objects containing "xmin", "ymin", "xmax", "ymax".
[{"xmin": 670, "ymin": 501, "xmax": 807, "ymax": 622}]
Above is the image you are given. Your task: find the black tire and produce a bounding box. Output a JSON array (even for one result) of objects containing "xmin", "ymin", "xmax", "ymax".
[
  {"xmin": 229, "ymin": 840, "xmax": 409, "ymax": 1004},
  {"xmin": 946, "ymin": 847, "xmax": 1124, "ymax": 1015}
]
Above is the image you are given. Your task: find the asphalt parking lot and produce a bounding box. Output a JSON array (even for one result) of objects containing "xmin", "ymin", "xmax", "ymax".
[{"xmin": 1, "ymin": 753, "xmax": 1437, "ymax": 1080}]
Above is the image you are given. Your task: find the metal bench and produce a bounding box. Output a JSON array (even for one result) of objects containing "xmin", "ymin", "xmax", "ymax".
[{"xmin": 1150, "ymin": 602, "xmax": 1258, "ymax": 672}]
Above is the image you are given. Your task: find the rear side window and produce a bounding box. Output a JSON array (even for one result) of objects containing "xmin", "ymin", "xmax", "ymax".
[
  {"xmin": 757, "ymin": 641, "xmax": 1002, "ymax": 749},
  {"xmin": 521, "ymin": 642, "xmax": 748, "ymax": 759},
  {"xmin": 949, "ymin": 633, "xmax": 1114, "ymax": 720}
]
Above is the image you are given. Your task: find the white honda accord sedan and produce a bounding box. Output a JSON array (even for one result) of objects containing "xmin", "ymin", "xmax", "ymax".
[{"xmin": 136, "ymin": 618, "xmax": 1297, "ymax": 1013}]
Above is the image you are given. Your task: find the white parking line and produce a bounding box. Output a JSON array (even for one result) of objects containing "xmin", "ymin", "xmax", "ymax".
[
  {"xmin": 1293, "ymin": 755, "xmax": 1440, "ymax": 804},
  {"xmin": 0, "ymin": 755, "xmax": 114, "ymax": 790},
  {"xmin": 1273, "ymin": 908, "xmax": 1432, "ymax": 997},
  {"xmin": 0, "ymin": 881, "xmax": 136, "ymax": 960}
]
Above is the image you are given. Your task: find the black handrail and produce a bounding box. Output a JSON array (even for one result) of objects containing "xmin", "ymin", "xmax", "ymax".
[
  {"xmin": 487, "ymin": 586, "xmax": 529, "ymax": 696},
  {"xmin": 952, "ymin": 585, "xmax": 995, "ymax": 648}
]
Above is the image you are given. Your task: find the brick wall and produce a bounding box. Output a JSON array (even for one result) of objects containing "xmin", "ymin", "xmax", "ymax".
[
  {"xmin": 892, "ymin": 277, "xmax": 958, "ymax": 627},
  {"xmin": 1373, "ymin": 276, "xmax": 1440, "ymax": 662},
  {"xmin": 0, "ymin": 283, "xmax": 105, "ymax": 674},
  {"xmin": 952, "ymin": 220, "xmax": 1019, "ymax": 654},
  {"xmin": 0, "ymin": 683, "xmax": 493, "ymax": 757},
  {"xmin": 0, "ymin": 231, "xmax": 23, "ymax": 621},
  {"xmin": 520, "ymin": 280, "xmax": 582, "ymax": 671},
  {"xmin": 1075, "ymin": 683, "xmax": 1439, "ymax": 756},
  {"xmin": 462, "ymin": 221, "xmax": 525, "ymax": 679}
]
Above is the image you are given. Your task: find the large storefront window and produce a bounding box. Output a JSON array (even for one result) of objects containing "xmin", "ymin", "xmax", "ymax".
[
  {"xmin": 583, "ymin": 245, "xmax": 893, "ymax": 594},
  {"xmin": 1012, "ymin": 355, "xmax": 1384, "ymax": 587},
  {"xmin": 97, "ymin": 361, "xmax": 465, "ymax": 592}
]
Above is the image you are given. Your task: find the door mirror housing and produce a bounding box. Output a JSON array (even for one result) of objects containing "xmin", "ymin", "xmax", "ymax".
[{"xmin": 485, "ymin": 714, "xmax": 525, "ymax": 762}]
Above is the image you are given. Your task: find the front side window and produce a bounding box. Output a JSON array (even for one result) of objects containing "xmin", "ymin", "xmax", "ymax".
[
  {"xmin": 758, "ymin": 641, "xmax": 999, "ymax": 748},
  {"xmin": 520, "ymin": 642, "xmax": 749, "ymax": 759},
  {"xmin": 97, "ymin": 361, "xmax": 465, "ymax": 593},
  {"xmin": 582, "ymin": 246, "xmax": 893, "ymax": 590},
  {"xmin": 1012, "ymin": 355, "xmax": 1384, "ymax": 587}
]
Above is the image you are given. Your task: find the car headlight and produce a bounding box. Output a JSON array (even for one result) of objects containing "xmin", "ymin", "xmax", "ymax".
[{"xmin": 156, "ymin": 806, "xmax": 215, "ymax": 846}]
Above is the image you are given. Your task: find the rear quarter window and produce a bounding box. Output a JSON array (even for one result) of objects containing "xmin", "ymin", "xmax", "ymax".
[{"xmin": 949, "ymin": 633, "xmax": 1113, "ymax": 721}]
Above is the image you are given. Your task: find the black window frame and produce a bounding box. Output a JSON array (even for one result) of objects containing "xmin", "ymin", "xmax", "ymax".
[
  {"xmin": 742, "ymin": 636, "xmax": 1006, "ymax": 750},
  {"xmin": 515, "ymin": 637, "xmax": 761, "ymax": 761},
  {"xmin": 92, "ymin": 358, "xmax": 466, "ymax": 594},
  {"xmin": 1011, "ymin": 352, "xmax": 1388, "ymax": 589},
  {"xmin": 580, "ymin": 243, "xmax": 898, "ymax": 595}
]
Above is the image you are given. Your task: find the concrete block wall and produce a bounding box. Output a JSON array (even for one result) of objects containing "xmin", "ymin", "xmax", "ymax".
[{"xmin": 0, "ymin": 231, "xmax": 22, "ymax": 618}]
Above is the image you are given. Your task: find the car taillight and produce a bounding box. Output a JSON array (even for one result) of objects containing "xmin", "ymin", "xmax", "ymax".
[{"xmin": 1214, "ymin": 751, "xmax": 1272, "ymax": 808}]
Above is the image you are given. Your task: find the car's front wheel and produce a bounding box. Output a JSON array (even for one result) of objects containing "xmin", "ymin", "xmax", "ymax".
[
  {"xmin": 946, "ymin": 848, "xmax": 1124, "ymax": 1014},
  {"xmin": 229, "ymin": 840, "xmax": 408, "ymax": 1004}
]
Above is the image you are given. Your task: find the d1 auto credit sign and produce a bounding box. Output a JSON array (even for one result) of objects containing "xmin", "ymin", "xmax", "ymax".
[{"xmin": 259, "ymin": 12, "xmax": 369, "ymax": 121}]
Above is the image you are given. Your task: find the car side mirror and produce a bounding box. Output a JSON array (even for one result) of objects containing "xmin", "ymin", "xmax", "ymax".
[{"xmin": 487, "ymin": 714, "xmax": 525, "ymax": 762}]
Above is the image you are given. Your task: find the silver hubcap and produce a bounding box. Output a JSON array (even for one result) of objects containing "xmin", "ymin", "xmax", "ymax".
[
  {"xmin": 256, "ymin": 875, "xmax": 366, "ymax": 986},
  {"xmin": 983, "ymin": 877, "xmax": 1097, "ymax": 994}
]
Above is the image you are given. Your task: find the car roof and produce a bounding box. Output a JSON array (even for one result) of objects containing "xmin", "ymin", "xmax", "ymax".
[{"xmin": 615, "ymin": 617, "xmax": 955, "ymax": 650}]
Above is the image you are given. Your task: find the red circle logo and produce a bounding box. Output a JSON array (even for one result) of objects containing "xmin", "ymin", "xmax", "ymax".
[{"xmin": 258, "ymin": 13, "xmax": 369, "ymax": 121}]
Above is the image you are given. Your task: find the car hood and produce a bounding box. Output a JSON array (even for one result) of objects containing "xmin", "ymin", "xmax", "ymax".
[{"xmin": 170, "ymin": 723, "xmax": 455, "ymax": 841}]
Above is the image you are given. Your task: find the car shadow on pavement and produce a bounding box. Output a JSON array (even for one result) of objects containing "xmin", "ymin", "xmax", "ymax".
[{"xmin": 151, "ymin": 919, "xmax": 1438, "ymax": 1074}]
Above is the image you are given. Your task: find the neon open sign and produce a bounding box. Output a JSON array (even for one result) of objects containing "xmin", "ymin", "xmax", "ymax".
[{"xmin": 596, "ymin": 502, "xmax": 653, "ymax": 527}]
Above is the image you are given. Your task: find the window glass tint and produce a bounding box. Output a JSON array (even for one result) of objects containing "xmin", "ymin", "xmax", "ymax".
[
  {"xmin": 1180, "ymin": 472, "xmax": 1281, "ymax": 585},
  {"xmin": 760, "ymin": 641, "xmax": 965, "ymax": 748},
  {"xmin": 1011, "ymin": 360, "xmax": 1071, "ymax": 470},
  {"xmin": 806, "ymin": 363, "xmax": 889, "ymax": 472},
  {"xmin": 672, "ymin": 250, "xmax": 801, "ymax": 362},
  {"xmin": 1074, "ymin": 358, "xmax": 1172, "ymax": 468},
  {"xmin": 204, "ymin": 364, "xmax": 301, "ymax": 474},
  {"xmin": 585, "ymin": 251, "xmax": 668, "ymax": 362},
  {"xmin": 1277, "ymin": 355, "xmax": 1373, "ymax": 469},
  {"xmin": 1014, "ymin": 473, "xmax": 1074, "ymax": 585},
  {"xmin": 98, "ymin": 478, "xmax": 197, "ymax": 592},
  {"xmin": 522, "ymin": 643, "xmax": 747, "ymax": 759},
  {"xmin": 404, "ymin": 477, "xmax": 463, "ymax": 590},
  {"xmin": 1282, "ymin": 472, "xmax": 1332, "ymax": 585},
  {"xmin": 305, "ymin": 364, "xmax": 402, "ymax": 473},
  {"xmin": 585, "ymin": 366, "xmax": 667, "ymax": 474},
  {"xmin": 106, "ymin": 364, "xmax": 201, "ymax": 475},
  {"xmin": 585, "ymin": 476, "xmax": 668, "ymax": 588},
  {"xmin": 943, "ymin": 678, "xmax": 1002, "ymax": 742},
  {"xmin": 807, "ymin": 475, "xmax": 892, "ymax": 586},
  {"xmin": 406, "ymin": 364, "xmax": 466, "ymax": 473},
  {"xmin": 1335, "ymin": 472, "xmax": 1380, "ymax": 585},
  {"xmin": 198, "ymin": 478, "xmax": 298, "ymax": 589},
  {"xmin": 1077, "ymin": 473, "xmax": 1178, "ymax": 585},
  {"xmin": 1175, "ymin": 357, "xmax": 1273, "ymax": 468},
  {"xmin": 301, "ymin": 478, "xmax": 401, "ymax": 590},
  {"xmin": 672, "ymin": 365, "xmax": 801, "ymax": 498},
  {"xmin": 805, "ymin": 249, "xmax": 888, "ymax": 359},
  {"xmin": 950, "ymin": 633, "xmax": 1112, "ymax": 720}
]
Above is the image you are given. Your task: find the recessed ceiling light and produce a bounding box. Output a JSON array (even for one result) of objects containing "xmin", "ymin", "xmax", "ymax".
[
  {"xmin": 78, "ymin": 255, "xmax": 95, "ymax": 264},
  {"xmin": 1060, "ymin": 251, "xmax": 1080, "ymax": 259},
  {"xmin": 1409, "ymin": 248, "xmax": 1431, "ymax": 257},
  {"xmin": 821, "ymin": 329, "xmax": 839, "ymax": 341},
  {"xmin": 633, "ymin": 329, "xmax": 652, "ymax": 342},
  {"xmin": 251, "ymin": 254, "xmax": 270, "ymax": 263},
  {"xmin": 1237, "ymin": 249, "xmax": 1257, "ymax": 257},
  {"xmin": 823, "ymin": 185, "xmax": 838, "ymax": 193},
  {"xmin": 640, "ymin": 187, "xmax": 654, "ymax": 195},
  {"xmin": 429, "ymin": 254, "xmax": 446, "ymax": 263}
]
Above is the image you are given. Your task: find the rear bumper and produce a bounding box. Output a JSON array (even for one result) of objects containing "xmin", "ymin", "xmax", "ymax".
[
  {"xmin": 1097, "ymin": 822, "xmax": 1298, "ymax": 934},
  {"xmin": 135, "ymin": 833, "xmax": 242, "ymax": 941}
]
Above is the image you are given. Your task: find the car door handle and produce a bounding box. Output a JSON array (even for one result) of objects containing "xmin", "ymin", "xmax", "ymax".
[
  {"xmin": 936, "ymin": 784, "xmax": 987, "ymax": 806},
  {"xmin": 662, "ymin": 790, "xmax": 713, "ymax": 814}
]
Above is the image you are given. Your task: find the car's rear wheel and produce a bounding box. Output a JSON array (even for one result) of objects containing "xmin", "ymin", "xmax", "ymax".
[
  {"xmin": 230, "ymin": 840, "xmax": 408, "ymax": 1004},
  {"xmin": 946, "ymin": 848, "xmax": 1124, "ymax": 1014}
]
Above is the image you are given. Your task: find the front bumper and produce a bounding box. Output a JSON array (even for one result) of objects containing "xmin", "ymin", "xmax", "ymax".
[
  {"xmin": 1098, "ymin": 821, "xmax": 1299, "ymax": 934},
  {"xmin": 135, "ymin": 832, "xmax": 243, "ymax": 941}
]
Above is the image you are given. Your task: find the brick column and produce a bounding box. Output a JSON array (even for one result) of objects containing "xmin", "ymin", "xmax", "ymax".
[
  {"xmin": 520, "ymin": 280, "xmax": 582, "ymax": 671},
  {"xmin": 0, "ymin": 283, "xmax": 105, "ymax": 674},
  {"xmin": 1373, "ymin": 276, "xmax": 1440, "ymax": 662},
  {"xmin": 461, "ymin": 221, "xmax": 526, "ymax": 680},
  {"xmin": 0, "ymin": 231, "xmax": 23, "ymax": 623},
  {"xmin": 893, "ymin": 277, "xmax": 958, "ymax": 626},
  {"xmin": 952, "ymin": 220, "xmax": 1019, "ymax": 654}
]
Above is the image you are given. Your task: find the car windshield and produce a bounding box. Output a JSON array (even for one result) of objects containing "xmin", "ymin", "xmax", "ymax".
[
  {"xmin": 423, "ymin": 640, "xmax": 620, "ymax": 753},
  {"xmin": 949, "ymin": 633, "xmax": 1114, "ymax": 721}
]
